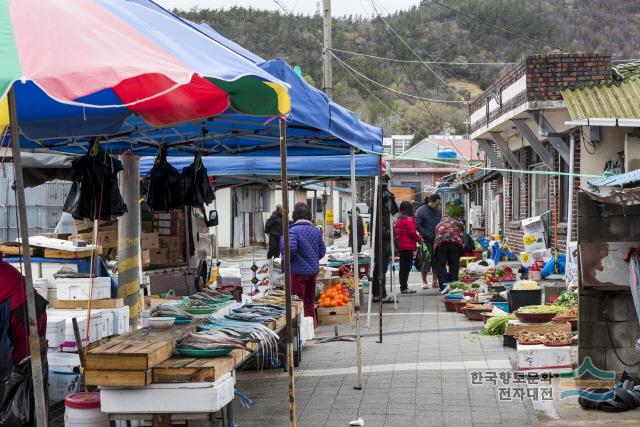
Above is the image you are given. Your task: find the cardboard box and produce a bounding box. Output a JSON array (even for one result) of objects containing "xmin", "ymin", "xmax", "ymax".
[
  {"xmin": 74, "ymin": 219, "xmax": 117, "ymax": 234},
  {"xmin": 317, "ymin": 303, "xmax": 353, "ymax": 325},
  {"xmin": 142, "ymin": 249, "xmax": 151, "ymax": 267},
  {"xmin": 521, "ymin": 216, "xmax": 547, "ymax": 252},
  {"xmin": 72, "ymin": 230, "xmax": 118, "ymax": 249},
  {"xmin": 147, "ymin": 248, "xmax": 169, "ymax": 266},
  {"xmin": 141, "ymin": 232, "xmax": 160, "ymax": 250}
]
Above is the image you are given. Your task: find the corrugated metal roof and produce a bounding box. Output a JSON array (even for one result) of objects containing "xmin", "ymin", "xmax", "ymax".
[
  {"xmin": 562, "ymin": 77, "xmax": 640, "ymax": 120},
  {"xmin": 588, "ymin": 168, "xmax": 640, "ymax": 187}
]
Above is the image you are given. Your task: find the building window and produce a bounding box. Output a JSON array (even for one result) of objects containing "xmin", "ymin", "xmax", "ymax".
[{"xmin": 529, "ymin": 163, "xmax": 549, "ymax": 217}]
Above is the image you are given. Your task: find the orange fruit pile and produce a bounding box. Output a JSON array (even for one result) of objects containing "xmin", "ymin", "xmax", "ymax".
[{"xmin": 318, "ymin": 284, "xmax": 350, "ymax": 308}]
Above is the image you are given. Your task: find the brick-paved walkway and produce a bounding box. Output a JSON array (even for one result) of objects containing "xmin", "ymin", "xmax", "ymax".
[{"xmin": 233, "ymin": 270, "xmax": 540, "ymax": 427}]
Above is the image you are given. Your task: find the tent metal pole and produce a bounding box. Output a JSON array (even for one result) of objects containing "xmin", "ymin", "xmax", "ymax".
[
  {"xmin": 8, "ymin": 88, "xmax": 48, "ymax": 427},
  {"xmin": 377, "ymin": 157, "xmax": 383, "ymax": 343},
  {"xmin": 565, "ymin": 132, "xmax": 576, "ymax": 287},
  {"xmin": 389, "ymin": 206, "xmax": 397, "ymax": 310},
  {"xmin": 366, "ymin": 175, "xmax": 379, "ymax": 328},
  {"xmin": 350, "ymin": 148, "xmax": 363, "ymax": 389},
  {"xmin": 279, "ymin": 119, "xmax": 297, "ymax": 427}
]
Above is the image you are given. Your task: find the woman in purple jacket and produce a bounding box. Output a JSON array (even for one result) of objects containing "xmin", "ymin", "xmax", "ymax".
[{"xmin": 281, "ymin": 202, "xmax": 326, "ymax": 319}]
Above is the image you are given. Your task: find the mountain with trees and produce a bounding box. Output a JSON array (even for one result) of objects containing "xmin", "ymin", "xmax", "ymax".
[{"xmin": 176, "ymin": 0, "xmax": 640, "ymax": 137}]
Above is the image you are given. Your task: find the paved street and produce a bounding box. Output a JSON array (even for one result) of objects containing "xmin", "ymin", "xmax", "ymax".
[{"xmin": 233, "ymin": 270, "xmax": 539, "ymax": 427}]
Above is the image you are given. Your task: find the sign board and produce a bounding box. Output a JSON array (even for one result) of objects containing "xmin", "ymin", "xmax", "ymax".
[
  {"xmin": 325, "ymin": 209, "xmax": 334, "ymax": 224},
  {"xmin": 521, "ymin": 216, "xmax": 547, "ymax": 252}
]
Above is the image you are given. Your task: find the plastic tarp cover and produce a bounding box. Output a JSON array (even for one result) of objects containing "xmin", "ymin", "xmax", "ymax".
[{"xmin": 139, "ymin": 155, "xmax": 380, "ymax": 178}]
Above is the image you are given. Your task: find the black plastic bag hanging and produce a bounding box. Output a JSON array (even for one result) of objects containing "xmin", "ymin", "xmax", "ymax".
[
  {"xmin": 62, "ymin": 145, "xmax": 127, "ymax": 220},
  {"xmin": 146, "ymin": 145, "xmax": 184, "ymax": 211},
  {"xmin": 181, "ymin": 152, "xmax": 215, "ymax": 206},
  {"xmin": 0, "ymin": 359, "xmax": 35, "ymax": 427}
]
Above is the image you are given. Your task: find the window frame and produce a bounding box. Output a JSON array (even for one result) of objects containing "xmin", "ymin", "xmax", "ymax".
[{"xmin": 529, "ymin": 162, "xmax": 550, "ymax": 218}]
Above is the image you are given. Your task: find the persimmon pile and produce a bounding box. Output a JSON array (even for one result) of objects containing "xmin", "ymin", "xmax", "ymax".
[{"xmin": 317, "ymin": 284, "xmax": 350, "ymax": 307}]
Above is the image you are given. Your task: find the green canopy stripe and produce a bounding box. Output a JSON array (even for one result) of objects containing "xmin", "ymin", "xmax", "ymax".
[
  {"xmin": 0, "ymin": 0, "xmax": 21, "ymax": 98},
  {"xmin": 210, "ymin": 76, "xmax": 280, "ymax": 116}
]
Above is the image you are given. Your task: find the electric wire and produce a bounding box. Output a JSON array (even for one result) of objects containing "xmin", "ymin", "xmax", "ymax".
[
  {"xmin": 329, "ymin": 51, "xmax": 467, "ymax": 104},
  {"xmin": 427, "ymin": 0, "xmax": 564, "ymax": 51},
  {"xmin": 366, "ymin": 0, "xmax": 466, "ymax": 101},
  {"xmin": 329, "ymin": 48, "xmax": 515, "ymax": 66}
]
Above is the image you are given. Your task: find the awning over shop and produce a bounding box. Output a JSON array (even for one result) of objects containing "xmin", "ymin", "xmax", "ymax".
[{"xmin": 585, "ymin": 169, "xmax": 640, "ymax": 205}]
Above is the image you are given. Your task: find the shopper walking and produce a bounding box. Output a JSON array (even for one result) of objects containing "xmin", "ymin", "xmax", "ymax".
[
  {"xmin": 265, "ymin": 205, "xmax": 283, "ymax": 259},
  {"xmin": 281, "ymin": 202, "xmax": 326, "ymax": 318},
  {"xmin": 394, "ymin": 201, "xmax": 421, "ymax": 294},
  {"xmin": 347, "ymin": 207, "xmax": 365, "ymax": 253},
  {"xmin": 415, "ymin": 193, "xmax": 442, "ymax": 289},
  {"xmin": 433, "ymin": 203, "xmax": 465, "ymax": 290}
]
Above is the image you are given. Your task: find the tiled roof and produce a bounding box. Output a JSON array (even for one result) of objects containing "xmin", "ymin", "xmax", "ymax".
[
  {"xmin": 562, "ymin": 77, "xmax": 640, "ymax": 121},
  {"xmin": 400, "ymin": 138, "xmax": 480, "ymax": 161}
]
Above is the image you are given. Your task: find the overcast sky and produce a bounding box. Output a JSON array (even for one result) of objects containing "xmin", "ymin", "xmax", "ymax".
[{"xmin": 155, "ymin": 0, "xmax": 420, "ymax": 17}]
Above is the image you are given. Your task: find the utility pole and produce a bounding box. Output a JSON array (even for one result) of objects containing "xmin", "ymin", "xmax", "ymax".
[
  {"xmin": 322, "ymin": 0, "xmax": 332, "ymax": 97},
  {"xmin": 322, "ymin": 0, "xmax": 334, "ymax": 243}
]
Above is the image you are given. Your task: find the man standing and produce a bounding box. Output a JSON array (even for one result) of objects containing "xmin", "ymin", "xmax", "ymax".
[
  {"xmin": 265, "ymin": 204, "xmax": 283, "ymax": 259},
  {"xmin": 415, "ymin": 193, "xmax": 442, "ymax": 289},
  {"xmin": 347, "ymin": 208, "xmax": 365, "ymax": 254}
]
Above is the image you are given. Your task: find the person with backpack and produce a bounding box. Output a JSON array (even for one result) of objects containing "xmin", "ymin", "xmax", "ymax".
[{"xmin": 393, "ymin": 201, "xmax": 422, "ymax": 294}]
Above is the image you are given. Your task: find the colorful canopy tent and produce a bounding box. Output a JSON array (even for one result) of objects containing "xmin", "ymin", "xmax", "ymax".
[
  {"xmin": 0, "ymin": 0, "xmax": 289, "ymax": 153},
  {"xmin": 0, "ymin": 0, "xmax": 382, "ymax": 157}
]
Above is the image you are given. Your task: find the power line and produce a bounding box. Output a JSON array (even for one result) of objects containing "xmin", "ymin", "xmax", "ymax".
[
  {"xmin": 331, "ymin": 54, "xmax": 419, "ymax": 134},
  {"xmin": 329, "ymin": 51, "xmax": 468, "ymax": 104},
  {"xmin": 329, "ymin": 48, "xmax": 515, "ymax": 66},
  {"xmin": 366, "ymin": 0, "xmax": 465, "ymax": 101},
  {"xmin": 427, "ymin": 0, "xmax": 563, "ymax": 51}
]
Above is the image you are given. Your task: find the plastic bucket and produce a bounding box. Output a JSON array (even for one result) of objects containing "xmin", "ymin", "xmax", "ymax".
[
  {"xmin": 49, "ymin": 353, "xmax": 81, "ymax": 401},
  {"xmin": 64, "ymin": 392, "xmax": 109, "ymax": 426},
  {"xmin": 491, "ymin": 302, "xmax": 510, "ymax": 313},
  {"xmin": 509, "ymin": 289, "xmax": 542, "ymax": 312}
]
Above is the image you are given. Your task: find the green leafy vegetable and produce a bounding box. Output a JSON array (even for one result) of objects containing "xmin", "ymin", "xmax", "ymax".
[
  {"xmin": 552, "ymin": 291, "xmax": 578, "ymax": 308},
  {"xmin": 478, "ymin": 315, "xmax": 516, "ymax": 336}
]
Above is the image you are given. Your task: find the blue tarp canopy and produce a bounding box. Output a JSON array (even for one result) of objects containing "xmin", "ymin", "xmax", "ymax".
[
  {"xmin": 140, "ymin": 155, "xmax": 380, "ymax": 187},
  {"xmin": 5, "ymin": 0, "xmax": 382, "ymax": 157}
]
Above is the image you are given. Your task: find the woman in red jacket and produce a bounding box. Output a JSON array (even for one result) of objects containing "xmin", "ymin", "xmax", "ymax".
[{"xmin": 394, "ymin": 201, "xmax": 422, "ymax": 294}]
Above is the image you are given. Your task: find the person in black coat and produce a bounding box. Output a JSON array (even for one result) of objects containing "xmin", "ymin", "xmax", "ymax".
[
  {"xmin": 265, "ymin": 205, "xmax": 283, "ymax": 259},
  {"xmin": 371, "ymin": 186, "xmax": 399, "ymax": 302},
  {"xmin": 347, "ymin": 208, "xmax": 365, "ymax": 254}
]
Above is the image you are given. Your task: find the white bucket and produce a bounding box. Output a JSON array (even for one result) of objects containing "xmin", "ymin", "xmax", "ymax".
[
  {"xmin": 64, "ymin": 392, "xmax": 109, "ymax": 427},
  {"xmin": 48, "ymin": 352, "xmax": 81, "ymax": 402}
]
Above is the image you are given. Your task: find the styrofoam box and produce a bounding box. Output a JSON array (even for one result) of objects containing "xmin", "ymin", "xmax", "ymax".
[
  {"xmin": 42, "ymin": 262, "xmax": 77, "ymax": 288},
  {"xmin": 47, "ymin": 312, "xmax": 102, "ymax": 351},
  {"xmin": 46, "ymin": 318, "xmax": 66, "ymax": 348},
  {"xmin": 100, "ymin": 373, "xmax": 235, "ymax": 414},
  {"xmin": 113, "ymin": 306, "xmax": 130, "ymax": 335},
  {"xmin": 55, "ymin": 277, "xmax": 111, "ymax": 300},
  {"xmin": 9, "ymin": 262, "xmax": 41, "ymax": 278},
  {"xmin": 47, "ymin": 288, "xmax": 58, "ymax": 302},
  {"xmin": 516, "ymin": 343, "xmax": 573, "ymax": 373},
  {"xmin": 300, "ymin": 316, "xmax": 315, "ymax": 345}
]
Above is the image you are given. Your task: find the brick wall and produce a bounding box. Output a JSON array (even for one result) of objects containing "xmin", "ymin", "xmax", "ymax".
[{"xmin": 470, "ymin": 53, "xmax": 612, "ymax": 133}]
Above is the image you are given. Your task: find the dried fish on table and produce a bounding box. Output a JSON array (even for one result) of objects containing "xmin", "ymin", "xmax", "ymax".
[
  {"xmin": 151, "ymin": 303, "xmax": 193, "ymax": 318},
  {"xmin": 177, "ymin": 332, "xmax": 254, "ymax": 352}
]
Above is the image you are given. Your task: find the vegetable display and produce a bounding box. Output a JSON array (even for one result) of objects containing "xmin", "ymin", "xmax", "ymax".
[
  {"xmin": 516, "ymin": 305, "xmax": 566, "ymax": 314},
  {"xmin": 478, "ymin": 314, "xmax": 516, "ymax": 336},
  {"xmin": 552, "ymin": 291, "xmax": 578, "ymax": 308},
  {"xmin": 512, "ymin": 280, "xmax": 539, "ymax": 290}
]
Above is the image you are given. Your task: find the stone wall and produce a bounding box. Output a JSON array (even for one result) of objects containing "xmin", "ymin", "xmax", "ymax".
[{"xmin": 577, "ymin": 192, "xmax": 640, "ymax": 376}]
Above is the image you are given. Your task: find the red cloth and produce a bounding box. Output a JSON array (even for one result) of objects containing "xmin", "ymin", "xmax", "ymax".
[
  {"xmin": 394, "ymin": 215, "xmax": 422, "ymax": 251},
  {"xmin": 291, "ymin": 273, "xmax": 317, "ymax": 319},
  {"xmin": 0, "ymin": 257, "xmax": 47, "ymax": 364}
]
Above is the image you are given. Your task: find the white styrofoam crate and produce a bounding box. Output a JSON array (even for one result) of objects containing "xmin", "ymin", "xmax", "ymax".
[
  {"xmin": 47, "ymin": 311, "xmax": 102, "ymax": 351},
  {"xmin": 9, "ymin": 261, "xmax": 41, "ymax": 278},
  {"xmin": 46, "ymin": 318, "xmax": 66, "ymax": 348},
  {"xmin": 55, "ymin": 277, "xmax": 111, "ymax": 300},
  {"xmin": 516, "ymin": 343, "xmax": 573, "ymax": 373},
  {"xmin": 42, "ymin": 262, "xmax": 77, "ymax": 287},
  {"xmin": 100, "ymin": 373, "xmax": 236, "ymax": 414},
  {"xmin": 113, "ymin": 306, "xmax": 130, "ymax": 335}
]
